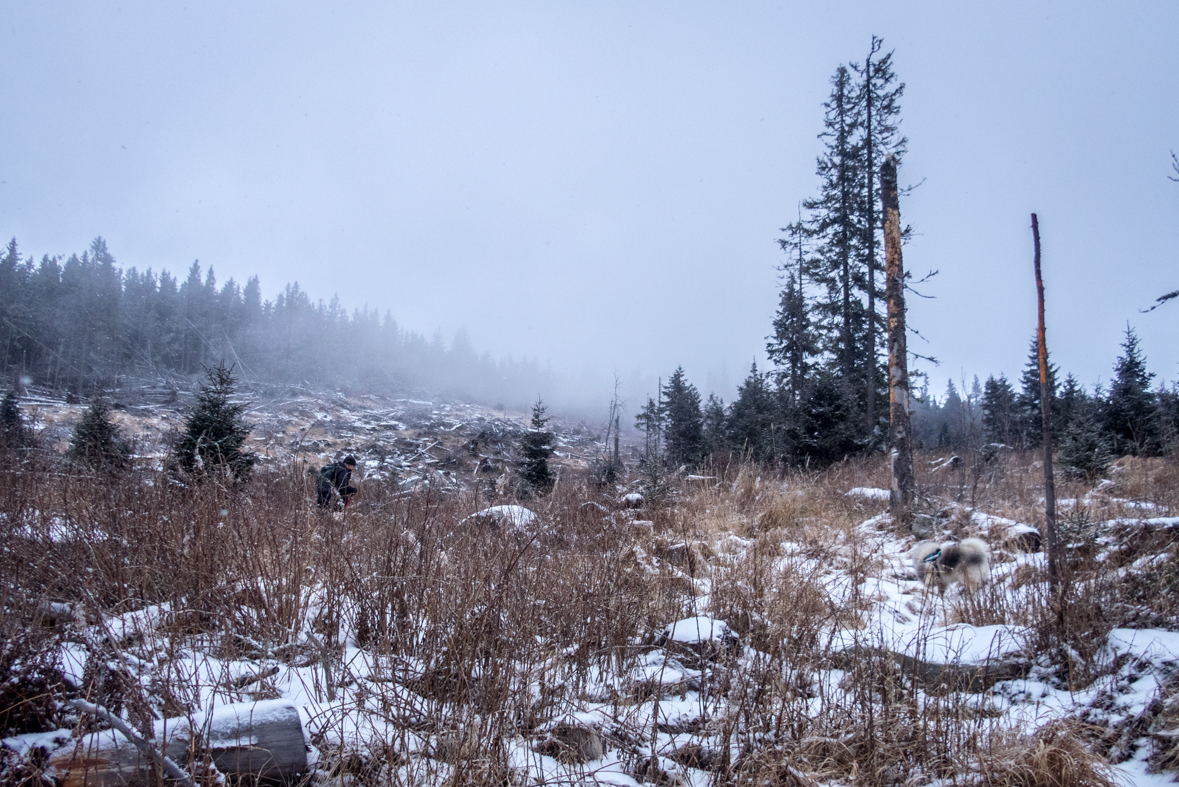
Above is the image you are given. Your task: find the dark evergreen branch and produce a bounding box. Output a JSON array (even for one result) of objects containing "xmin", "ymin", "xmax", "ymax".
[
  {"xmin": 1139, "ymin": 290, "xmax": 1178, "ymax": 313},
  {"xmin": 898, "ymin": 176, "xmax": 926, "ymax": 196}
]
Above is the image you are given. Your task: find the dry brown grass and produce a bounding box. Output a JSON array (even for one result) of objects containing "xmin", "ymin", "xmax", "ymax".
[
  {"xmin": 977, "ymin": 722, "xmax": 1120, "ymax": 787},
  {"xmin": 3, "ymin": 442, "xmax": 1174, "ymax": 786}
]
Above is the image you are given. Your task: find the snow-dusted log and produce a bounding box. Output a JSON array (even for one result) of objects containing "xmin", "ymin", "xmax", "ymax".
[
  {"xmin": 51, "ymin": 700, "xmax": 307, "ymax": 787},
  {"xmin": 831, "ymin": 645, "xmax": 1031, "ymax": 694}
]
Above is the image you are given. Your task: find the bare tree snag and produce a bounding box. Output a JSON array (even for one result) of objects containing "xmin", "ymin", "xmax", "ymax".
[
  {"xmin": 51, "ymin": 700, "xmax": 308, "ymax": 787},
  {"xmin": 881, "ymin": 155, "xmax": 915, "ymax": 528},
  {"xmin": 1032, "ymin": 214, "xmax": 1060, "ymax": 590}
]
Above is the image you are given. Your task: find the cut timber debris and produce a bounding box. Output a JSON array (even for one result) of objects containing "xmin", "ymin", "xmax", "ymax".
[{"xmin": 51, "ymin": 700, "xmax": 307, "ymax": 787}]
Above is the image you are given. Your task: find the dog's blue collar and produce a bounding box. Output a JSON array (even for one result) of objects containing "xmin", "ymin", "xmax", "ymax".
[{"xmin": 923, "ymin": 549, "xmax": 942, "ymax": 563}]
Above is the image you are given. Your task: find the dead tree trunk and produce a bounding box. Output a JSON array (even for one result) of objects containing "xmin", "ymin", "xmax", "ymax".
[
  {"xmin": 1032, "ymin": 214, "xmax": 1060, "ymax": 590},
  {"xmin": 51, "ymin": 700, "xmax": 307, "ymax": 787},
  {"xmin": 881, "ymin": 155, "xmax": 915, "ymax": 529}
]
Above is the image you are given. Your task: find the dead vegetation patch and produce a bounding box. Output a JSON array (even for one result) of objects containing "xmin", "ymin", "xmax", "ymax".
[{"xmin": 3, "ymin": 414, "xmax": 1176, "ymax": 786}]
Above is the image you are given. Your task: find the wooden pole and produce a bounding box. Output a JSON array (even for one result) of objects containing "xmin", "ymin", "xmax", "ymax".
[
  {"xmin": 1032, "ymin": 214, "xmax": 1060, "ymax": 590},
  {"xmin": 880, "ymin": 155, "xmax": 915, "ymax": 528}
]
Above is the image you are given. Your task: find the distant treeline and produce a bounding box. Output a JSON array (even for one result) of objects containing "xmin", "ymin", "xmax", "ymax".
[
  {"xmin": 0, "ymin": 237, "xmax": 555, "ymax": 405},
  {"xmin": 909, "ymin": 328, "xmax": 1179, "ymax": 466},
  {"xmin": 645, "ymin": 327, "xmax": 1177, "ymax": 477}
]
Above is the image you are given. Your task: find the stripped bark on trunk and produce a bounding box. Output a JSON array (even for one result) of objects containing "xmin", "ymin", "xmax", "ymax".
[
  {"xmin": 881, "ymin": 156, "xmax": 914, "ymax": 528},
  {"xmin": 1032, "ymin": 214, "xmax": 1060, "ymax": 590}
]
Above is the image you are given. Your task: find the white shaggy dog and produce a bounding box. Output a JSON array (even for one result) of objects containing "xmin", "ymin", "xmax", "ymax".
[{"xmin": 910, "ymin": 538, "xmax": 991, "ymax": 593}]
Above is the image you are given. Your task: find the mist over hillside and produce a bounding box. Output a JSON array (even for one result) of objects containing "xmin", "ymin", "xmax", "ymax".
[{"xmin": 0, "ymin": 236, "xmax": 636, "ymax": 418}]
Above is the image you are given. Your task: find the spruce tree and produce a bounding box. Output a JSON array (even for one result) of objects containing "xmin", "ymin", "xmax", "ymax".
[
  {"xmin": 727, "ymin": 363, "xmax": 779, "ymax": 463},
  {"xmin": 173, "ymin": 362, "xmax": 256, "ymax": 480},
  {"xmin": 634, "ymin": 393, "xmax": 665, "ymax": 466},
  {"xmin": 1056, "ymin": 374, "xmax": 1085, "ymax": 435},
  {"xmin": 518, "ymin": 398, "xmax": 555, "ymax": 496},
  {"xmin": 0, "ymin": 389, "xmax": 30, "ymax": 449},
  {"xmin": 702, "ymin": 394, "xmax": 727, "ymax": 458},
  {"xmin": 633, "ymin": 391, "xmax": 670, "ymax": 500},
  {"xmin": 1057, "ymin": 390, "xmax": 1111, "ymax": 481},
  {"xmin": 938, "ymin": 380, "xmax": 966, "ymax": 449},
  {"xmin": 852, "ymin": 36, "xmax": 906, "ymax": 436},
  {"xmin": 981, "ymin": 375, "xmax": 1017, "ymax": 447},
  {"xmin": 70, "ymin": 396, "xmax": 131, "ymax": 469},
  {"xmin": 767, "ymin": 272, "xmax": 814, "ymax": 407},
  {"xmin": 1016, "ymin": 335, "xmax": 1058, "ymax": 449},
  {"xmin": 1104, "ymin": 326, "xmax": 1156, "ymax": 455},
  {"xmin": 1155, "ymin": 383, "xmax": 1179, "ymax": 455},
  {"xmin": 793, "ymin": 370, "xmax": 861, "ymax": 466},
  {"xmin": 803, "ymin": 65, "xmax": 866, "ymax": 395},
  {"xmin": 661, "ymin": 367, "xmax": 705, "ymax": 469},
  {"xmin": 769, "ymin": 217, "xmax": 818, "ymax": 408},
  {"xmin": 780, "ymin": 40, "xmax": 910, "ymax": 453}
]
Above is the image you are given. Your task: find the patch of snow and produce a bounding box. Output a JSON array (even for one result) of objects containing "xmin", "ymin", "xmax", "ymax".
[
  {"xmin": 104, "ymin": 602, "xmax": 170, "ymax": 642},
  {"xmin": 846, "ymin": 487, "xmax": 890, "ymax": 501},
  {"xmin": 1, "ymin": 729, "xmax": 72, "ymax": 757},
  {"xmin": 662, "ymin": 616, "xmax": 734, "ymax": 645},
  {"xmin": 461, "ymin": 505, "xmax": 538, "ymax": 529},
  {"xmin": 58, "ymin": 642, "xmax": 88, "ymax": 688},
  {"xmin": 899, "ymin": 624, "xmax": 1028, "ymax": 665},
  {"xmin": 1008, "ymin": 523, "xmax": 1041, "ymax": 538},
  {"xmin": 1106, "ymin": 629, "xmax": 1179, "ymax": 665},
  {"xmin": 1110, "ymin": 499, "xmax": 1166, "ymax": 511}
]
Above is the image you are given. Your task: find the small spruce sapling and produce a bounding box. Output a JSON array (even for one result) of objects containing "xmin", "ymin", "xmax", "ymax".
[
  {"xmin": 1104, "ymin": 326, "xmax": 1157, "ymax": 456},
  {"xmin": 1, "ymin": 390, "xmax": 19, "ymax": 431},
  {"xmin": 634, "ymin": 391, "xmax": 671, "ymax": 502},
  {"xmin": 0, "ymin": 389, "xmax": 31, "ymax": 449},
  {"xmin": 661, "ymin": 367, "xmax": 705, "ymax": 470},
  {"xmin": 69, "ymin": 396, "xmax": 132, "ymax": 469},
  {"xmin": 173, "ymin": 362, "xmax": 256, "ymax": 481},
  {"xmin": 1057, "ymin": 411, "xmax": 1112, "ymax": 482},
  {"xmin": 518, "ymin": 398, "xmax": 555, "ymax": 497}
]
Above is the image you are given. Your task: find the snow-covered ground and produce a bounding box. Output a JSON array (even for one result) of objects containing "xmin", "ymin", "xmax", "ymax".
[{"xmin": 8, "ymin": 497, "xmax": 1176, "ymax": 786}]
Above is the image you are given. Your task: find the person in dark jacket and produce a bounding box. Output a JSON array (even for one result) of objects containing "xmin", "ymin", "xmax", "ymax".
[{"xmin": 317, "ymin": 455, "xmax": 357, "ymax": 509}]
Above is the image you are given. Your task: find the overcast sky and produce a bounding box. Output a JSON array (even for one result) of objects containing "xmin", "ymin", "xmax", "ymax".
[{"xmin": 3, "ymin": 1, "xmax": 1176, "ymax": 410}]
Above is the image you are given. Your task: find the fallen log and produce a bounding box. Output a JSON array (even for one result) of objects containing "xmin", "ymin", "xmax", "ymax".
[
  {"xmin": 831, "ymin": 645, "xmax": 1031, "ymax": 694},
  {"xmin": 51, "ymin": 699, "xmax": 308, "ymax": 787}
]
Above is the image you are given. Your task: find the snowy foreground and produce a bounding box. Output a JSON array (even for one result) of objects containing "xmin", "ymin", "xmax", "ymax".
[{"xmin": 3, "ymin": 471, "xmax": 1178, "ymax": 786}]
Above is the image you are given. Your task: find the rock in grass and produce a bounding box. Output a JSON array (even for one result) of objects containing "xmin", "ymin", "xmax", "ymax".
[{"xmin": 533, "ymin": 721, "xmax": 604, "ymax": 764}]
